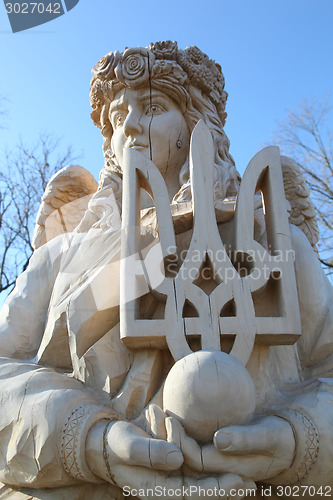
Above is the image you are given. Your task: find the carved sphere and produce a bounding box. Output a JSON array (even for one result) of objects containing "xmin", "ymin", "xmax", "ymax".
[{"xmin": 163, "ymin": 350, "xmax": 256, "ymax": 443}]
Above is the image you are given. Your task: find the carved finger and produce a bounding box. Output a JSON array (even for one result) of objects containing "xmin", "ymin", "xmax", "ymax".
[
  {"xmin": 185, "ymin": 475, "xmax": 220, "ymax": 500},
  {"xmin": 217, "ymin": 473, "xmax": 254, "ymax": 500},
  {"xmin": 111, "ymin": 465, "xmax": 248, "ymax": 500},
  {"xmin": 148, "ymin": 404, "xmax": 167, "ymax": 440},
  {"xmin": 148, "ymin": 437, "xmax": 183, "ymax": 470},
  {"xmin": 111, "ymin": 464, "xmax": 183, "ymax": 498},
  {"xmin": 201, "ymin": 443, "xmax": 264, "ymax": 478},
  {"xmin": 166, "ymin": 416, "xmax": 204, "ymax": 471},
  {"xmin": 107, "ymin": 421, "xmax": 183, "ymax": 471},
  {"xmin": 201, "ymin": 441, "xmax": 289, "ymax": 481},
  {"xmin": 165, "ymin": 416, "xmax": 181, "ymax": 449},
  {"xmin": 184, "ymin": 473, "xmax": 251, "ymax": 500}
]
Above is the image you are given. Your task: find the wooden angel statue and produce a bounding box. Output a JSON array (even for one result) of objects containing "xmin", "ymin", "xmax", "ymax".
[{"xmin": 0, "ymin": 41, "xmax": 332, "ymax": 500}]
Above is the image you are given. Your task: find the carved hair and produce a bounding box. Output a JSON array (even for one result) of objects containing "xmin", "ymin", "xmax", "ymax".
[{"xmin": 89, "ymin": 41, "xmax": 240, "ymax": 210}]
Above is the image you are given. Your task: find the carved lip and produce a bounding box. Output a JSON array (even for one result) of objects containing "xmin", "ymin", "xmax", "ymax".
[{"xmin": 128, "ymin": 141, "xmax": 148, "ymax": 150}]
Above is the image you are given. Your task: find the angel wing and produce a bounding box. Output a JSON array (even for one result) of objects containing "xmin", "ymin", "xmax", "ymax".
[
  {"xmin": 281, "ymin": 155, "xmax": 319, "ymax": 253},
  {"xmin": 32, "ymin": 165, "xmax": 98, "ymax": 250}
]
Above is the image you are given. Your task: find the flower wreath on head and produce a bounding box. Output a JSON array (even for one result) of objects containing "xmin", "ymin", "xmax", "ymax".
[{"xmin": 90, "ymin": 41, "xmax": 228, "ymax": 129}]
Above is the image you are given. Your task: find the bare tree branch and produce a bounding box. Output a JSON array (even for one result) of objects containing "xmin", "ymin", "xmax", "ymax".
[
  {"xmin": 272, "ymin": 96, "xmax": 333, "ymax": 273},
  {"xmin": 0, "ymin": 133, "xmax": 78, "ymax": 295}
]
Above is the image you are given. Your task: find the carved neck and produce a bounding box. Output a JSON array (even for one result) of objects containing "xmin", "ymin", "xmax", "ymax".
[{"xmin": 140, "ymin": 169, "xmax": 181, "ymax": 209}]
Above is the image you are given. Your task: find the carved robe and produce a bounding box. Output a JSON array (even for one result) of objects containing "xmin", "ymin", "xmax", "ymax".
[{"xmin": 0, "ymin": 205, "xmax": 332, "ymax": 499}]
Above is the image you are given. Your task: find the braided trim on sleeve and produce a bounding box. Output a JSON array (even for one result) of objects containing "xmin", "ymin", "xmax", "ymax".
[
  {"xmin": 60, "ymin": 403, "xmax": 119, "ymax": 482},
  {"xmin": 270, "ymin": 409, "xmax": 319, "ymax": 485}
]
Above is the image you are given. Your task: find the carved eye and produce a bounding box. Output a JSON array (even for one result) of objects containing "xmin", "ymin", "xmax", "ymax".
[
  {"xmin": 146, "ymin": 104, "xmax": 163, "ymax": 115},
  {"xmin": 114, "ymin": 113, "xmax": 126, "ymax": 128}
]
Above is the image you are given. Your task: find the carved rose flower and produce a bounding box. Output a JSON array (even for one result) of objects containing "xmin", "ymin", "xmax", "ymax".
[
  {"xmin": 116, "ymin": 48, "xmax": 155, "ymax": 87},
  {"xmin": 92, "ymin": 51, "xmax": 120, "ymax": 80}
]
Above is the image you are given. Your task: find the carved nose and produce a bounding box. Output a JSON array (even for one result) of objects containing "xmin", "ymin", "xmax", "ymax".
[{"xmin": 123, "ymin": 109, "xmax": 142, "ymax": 137}]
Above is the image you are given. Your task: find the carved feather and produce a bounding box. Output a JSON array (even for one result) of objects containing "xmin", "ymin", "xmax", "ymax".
[
  {"xmin": 281, "ymin": 155, "xmax": 319, "ymax": 253},
  {"xmin": 32, "ymin": 165, "xmax": 98, "ymax": 249}
]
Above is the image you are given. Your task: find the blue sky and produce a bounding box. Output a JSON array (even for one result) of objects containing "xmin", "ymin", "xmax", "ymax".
[{"xmin": 0, "ymin": 0, "xmax": 332, "ymax": 181}]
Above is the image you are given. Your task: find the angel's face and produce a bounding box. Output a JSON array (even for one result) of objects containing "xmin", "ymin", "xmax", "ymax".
[{"xmin": 110, "ymin": 87, "xmax": 190, "ymax": 179}]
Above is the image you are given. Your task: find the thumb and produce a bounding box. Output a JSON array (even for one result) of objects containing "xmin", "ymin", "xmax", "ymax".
[{"xmin": 214, "ymin": 416, "xmax": 292, "ymax": 454}]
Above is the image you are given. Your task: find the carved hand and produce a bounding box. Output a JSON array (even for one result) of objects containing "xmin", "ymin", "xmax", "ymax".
[
  {"xmin": 86, "ymin": 419, "xmax": 183, "ymax": 482},
  {"xmin": 86, "ymin": 415, "xmax": 255, "ymax": 499},
  {"xmin": 167, "ymin": 415, "xmax": 295, "ymax": 482}
]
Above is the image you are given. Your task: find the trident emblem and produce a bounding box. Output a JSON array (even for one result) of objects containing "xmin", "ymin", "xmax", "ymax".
[{"xmin": 120, "ymin": 120, "xmax": 301, "ymax": 365}]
